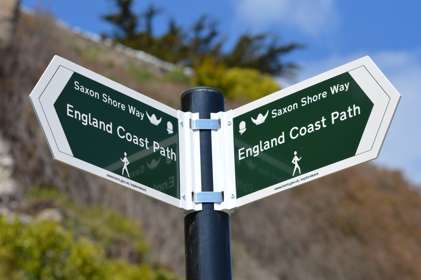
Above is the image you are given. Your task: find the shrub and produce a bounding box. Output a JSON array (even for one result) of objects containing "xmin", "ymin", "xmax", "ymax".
[
  {"xmin": 24, "ymin": 187, "xmax": 149, "ymax": 261},
  {"xmin": 0, "ymin": 187, "xmax": 177, "ymax": 280},
  {"xmin": 0, "ymin": 217, "xmax": 106, "ymax": 280},
  {"xmin": 193, "ymin": 58, "xmax": 280, "ymax": 101},
  {"xmin": 0, "ymin": 215, "xmax": 177, "ymax": 280}
]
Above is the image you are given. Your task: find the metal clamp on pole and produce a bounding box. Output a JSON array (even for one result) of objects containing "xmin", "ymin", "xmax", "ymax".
[
  {"xmin": 193, "ymin": 191, "xmax": 224, "ymax": 204},
  {"xmin": 190, "ymin": 119, "xmax": 221, "ymax": 130}
]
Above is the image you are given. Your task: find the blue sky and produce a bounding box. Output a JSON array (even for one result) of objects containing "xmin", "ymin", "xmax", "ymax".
[{"xmin": 23, "ymin": 0, "xmax": 421, "ymax": 185}]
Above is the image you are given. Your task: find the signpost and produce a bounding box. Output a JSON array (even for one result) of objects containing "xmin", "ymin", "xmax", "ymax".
[
  {"xmin": 30, "ymin": 56, "xmax": 180, "ymax": 207},
  {"xmin": 230, "ymin": 56, "xmax": 400, "ymax": 207},
  {"xmin": 30, "ymin": 55, "xmax": 400, "ymax": 280}
]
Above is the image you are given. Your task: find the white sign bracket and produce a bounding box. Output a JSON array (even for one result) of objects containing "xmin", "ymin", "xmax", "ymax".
[
  {"xmin": 178, "ymin": 111, "xmax": 203, "ymax": 211},
  {"xmin": 211, "ymin": 111, "xmax": 237, "ymax": 211},
  {"xmin": 190, "ymin": 119, "xmax": 221, "ymax": 130},
  {"xmin": 193, "ymin": 191, "xmax": 224, "ymax": 204},
  {"xmin": 178, "ymin": 111, "xmax": 236, "ymax": 211}
]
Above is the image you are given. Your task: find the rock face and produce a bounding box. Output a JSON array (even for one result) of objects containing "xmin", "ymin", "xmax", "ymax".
[
  {"xmin": 0, "ymin": 133, "xmax": 18, "ymax": 208},
  {"xmin": 0, "ymin": 0, "xmax": 20, "ymax": 49}
]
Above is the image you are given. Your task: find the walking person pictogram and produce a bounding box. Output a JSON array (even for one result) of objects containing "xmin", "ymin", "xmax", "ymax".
[
  {"xmin": 121, "ymin": 152, "xmax": 130, "ymax": 178},
  {"xmin": 291, "ymin": 151, "xmax": 302, "ymax": 176}
]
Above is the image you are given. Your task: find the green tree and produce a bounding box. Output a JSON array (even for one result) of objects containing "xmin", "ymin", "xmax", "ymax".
[
  {"xmin": 102, "ymin": 2, "xmax": 301, "ymax": 77},
  {"xmin": 103, "ymin": 0, "xmax": 138, "ymax": 39},
  {"xmin": 188, "ymin": 16, "xmax": 222, "ymax": 63},
  {"xmin": 223, "ymin": 33, "xmax": 302, "ymax": 77},
  {"xmin": 142, "ymin": 5, "xmax": 161, "ymax": 39},
  {"xmin": 159, "ymin": 19, "xmax": 186, "ymax": 62}
]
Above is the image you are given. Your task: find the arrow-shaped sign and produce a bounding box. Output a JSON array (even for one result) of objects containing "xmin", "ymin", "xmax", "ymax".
[
  {"xmin": 229, "ymin": 56, "xmax": 400, "ymax": 207},
  {"xmin": 30, "ymin": 56, "xmax": 180, "ymax": 207}
]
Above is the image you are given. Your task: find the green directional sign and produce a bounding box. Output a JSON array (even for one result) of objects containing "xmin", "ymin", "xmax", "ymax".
[
  {"xmin": 30, "ymin": 56, "xmax": 180, "ymax": 207},
  {"xmin": 230, "ymin": 57, "xmax": 400, "ymax": 207},
  {"xmin": 30, "ymin": 55, "xmax": 399, "ymax": 210}
]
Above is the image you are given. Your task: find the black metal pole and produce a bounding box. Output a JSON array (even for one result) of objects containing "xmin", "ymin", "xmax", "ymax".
[{"xmin": 182, "ymin": 87, "xmax": 232, "ymax": 280}]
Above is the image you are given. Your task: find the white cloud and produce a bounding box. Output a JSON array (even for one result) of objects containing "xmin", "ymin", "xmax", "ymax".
[
  {"xmin": 233, "ymin": 0, "xmax": 336, "ymax": 35},
  {"xmin": 293, "ymin": 50, "xmax": 421, "ymax": 184}
]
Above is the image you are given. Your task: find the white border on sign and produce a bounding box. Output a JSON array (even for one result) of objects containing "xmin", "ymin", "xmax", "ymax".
[
  {"xmin": 232, "ymin": 56, "xmax": 400, "ymax": 208},
  {"xmin": 29, "ymin": 55, "xmax": 181, "ymax": 208},
  {"xmin": 39, "ymin": 66, "xmax": 74, "ymax": 155},
  {"xmin": 212, "ymin": 111, "xmax": 236, "ymax": 211}
]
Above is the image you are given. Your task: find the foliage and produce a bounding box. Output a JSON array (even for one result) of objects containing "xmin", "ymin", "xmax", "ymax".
[
  {"xmin": 0, "ymin": 217, "xmax": 105, "ymax": 279},
  {"xmin": 223, "ymin": 67, "xmax": 280, "ymax": 100},
  {"xmin": 103, "ymin": 0, "xmax": 138, "ymax": 39},
  {"xmin": 102, "ymin": 1, "xmax": 301, "ymax": 76},
  {"xmin": 223, "ymin": 34, "xmax": 301, "ymax": 78},
  {"xmin": 24, "ymin": 187, "xmax": 149, "ymax": 261},
  {"xmin": 193, "ymin": 58, "xmax": 280, "ymax": 100},
  {"xmin": 0, "ymin": 217, "xmax": 176, "ymax": 280},
  {"xmin": 0, "ymin": 187, "xmax": 177, "ymax": 280}
]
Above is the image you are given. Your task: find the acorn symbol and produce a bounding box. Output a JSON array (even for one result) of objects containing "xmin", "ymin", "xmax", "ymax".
[
  {"xmin": 167, "ymin": 121, "xmax": 174, "ymax": 134},
  {"xmin": 239, "ymin": 121, "xmax": 247, "ymax": 135}
]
